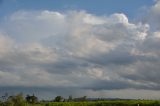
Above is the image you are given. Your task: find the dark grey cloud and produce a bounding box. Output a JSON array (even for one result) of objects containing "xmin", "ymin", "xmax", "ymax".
[
  {"xmin": 86, "ymin": 48, "xmax": 136, "ymax": 66},
  {"xmin": 85, "ymin": 80, "xmax": 146, "ymax": 91},
  {"xmin": 41, "ymin": 58, "xmax": 89, "ymax": 74}
]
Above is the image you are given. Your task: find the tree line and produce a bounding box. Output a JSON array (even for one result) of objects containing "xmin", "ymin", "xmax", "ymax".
[
  {"xmin": 0, "ymin": 93, "xmax": 38, "ymax": 106},
  {"xmin": 0, "ymin": 93, "xmax": 87, "ymax": 106},
  {"xmin": 53, "ymin": 95, "xmax": 87, "ymax": 102}
]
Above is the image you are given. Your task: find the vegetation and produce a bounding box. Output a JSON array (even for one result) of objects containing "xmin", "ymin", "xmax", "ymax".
[
  {"xmin": 45, "ymin": 100, "xmax": 160, "ymax": 106},
  {"xmin": 0, "ymin": 93, "xmax": 39, "ymax": 106},
  {"xmin": 54, "ymin": 96, "xmax": 64, "ymax": 102},
  {"xmin": 26, "ymin": 94, "xmax": 38, "ymax": 104},
  {"xmin": 0, "ymin": 93, "xmax": 160, "ymax": 106}
]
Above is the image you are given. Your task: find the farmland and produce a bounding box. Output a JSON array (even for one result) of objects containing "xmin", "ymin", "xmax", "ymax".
[
  {"xmin": 1, "ymin": 94, "xmax": 160, "ymax": 106},
  {"xmin": 43, "ymin": 100, "xmax": 160, "ymax": 106},
  {"xmin": 1, "ymin": 100, "xmax": 160, "ymax": 106}
]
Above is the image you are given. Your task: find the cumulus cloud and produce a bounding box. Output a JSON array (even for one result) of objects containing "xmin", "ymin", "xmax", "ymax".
[
  {"xmin": 141, "ymin": 0, "xmax": 160, "ymax": 31},
  {"xmin": 1, "ymin": 1, "xmax": 160, "ymax": 98}
]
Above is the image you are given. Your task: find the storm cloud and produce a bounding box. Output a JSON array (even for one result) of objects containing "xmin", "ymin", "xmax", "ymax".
[{"xmin": 0, "ymin": 1, "xmax": 160, "ymax": 99}]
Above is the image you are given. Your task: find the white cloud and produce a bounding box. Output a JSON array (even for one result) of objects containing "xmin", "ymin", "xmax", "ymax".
[
  {"xmin": 0, "ymin": 10, "xmax": 151, "ymax": 87},
  {"xmin": 1, "ymin": 4, "xmax": 160, "ymax": 98},
  {"xmin": 143, "ymin": 0, "xmax": 160, "ymax": 30},
  {"xmin": 0, "ymin": 33, "xmax": 14, "ymax": 57}
]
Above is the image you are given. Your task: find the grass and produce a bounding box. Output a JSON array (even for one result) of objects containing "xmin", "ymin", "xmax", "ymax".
[
  {"xmin": 2, "ymin": 100, "xmax": 160, "ymax": 106},
  {"xmin": 42, "ymin": 100, "xmax": 160, "ymax": 106}
]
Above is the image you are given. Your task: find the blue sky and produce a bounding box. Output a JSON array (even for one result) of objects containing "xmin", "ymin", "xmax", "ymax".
[
  {"xmin": 0, "ymin": 0, "xmax": 154, "ymax": 18},
  {"xmin": 1, "ymin": 0, "xmax": 160, "ymax": 100}
]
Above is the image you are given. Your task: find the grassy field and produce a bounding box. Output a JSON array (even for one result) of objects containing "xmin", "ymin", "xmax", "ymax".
[
  {"xmin": 0, "ymin": 100, "xmax": 160, "ymax": 106},
  {"xmin": 25, "ymin": 100, "xmax": 160, "ymax": 106}
]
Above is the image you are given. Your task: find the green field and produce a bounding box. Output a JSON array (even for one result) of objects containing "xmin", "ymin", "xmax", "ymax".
[
  {"xmin": 1, "ymin": 94, "xmax": 160, "ymax": 106},
  {"xmin": 1, "ymin": 100, "xmax": 160, "ymax": 106},
  {"xmin": 20, "ymin": 100, "xmax": 160, "ymax": 106}
]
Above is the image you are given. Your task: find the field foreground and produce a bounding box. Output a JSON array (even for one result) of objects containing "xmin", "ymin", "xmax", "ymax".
[{"xmin": 22, "ymin": 100, "xmax": 160, "ymax": 106}]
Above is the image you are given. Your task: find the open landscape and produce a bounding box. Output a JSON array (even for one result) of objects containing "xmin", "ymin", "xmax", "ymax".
[
  {"xmin": 1, "ymin": 0, "xmax": 160, "ymax": 105},
  {"xmin": 1, "ymin": 94, "xmax": 160, "ymax": 106},
  {"xmin": 1, "ymin": 100, "xmax": 160, "ymax": 106}
]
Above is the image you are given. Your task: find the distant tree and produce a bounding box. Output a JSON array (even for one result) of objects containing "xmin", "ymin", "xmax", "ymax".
[
  {"xmin": 25, "ymin": 94, "xmax": 38, "ymax": 104},
  {"xmin": 54, "ymin": 96, "xmax": 63, "ymax": 102},
  {"xmin": 1, "ymin": 92, "xmax": 8, "ymax": 102},
  {"xmin": 82, "ymin": 96, "xmax": 87, "ymax": 101},
  {"xmin": 25, "ymin": 95, "xmax": 31, "ymax": 103},
  {"xmin": 68, "ymin": 95, "xmax": 73, "ymax": 102},
  {"xmin": 31, "ymin": 94, "xmax": 38, "ymax": 104},
  {"xmin": 73, "ymin": 96, "xmax": 87, "ymax": 102},
  {"xmin": 6, "ymin": 93, "xmax": 25, "ymax": 106}
]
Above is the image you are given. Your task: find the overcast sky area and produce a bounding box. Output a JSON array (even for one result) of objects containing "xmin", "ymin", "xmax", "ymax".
[{"xmin": 1, "ymin": 0, "xmax": 160, "ymax": 100}]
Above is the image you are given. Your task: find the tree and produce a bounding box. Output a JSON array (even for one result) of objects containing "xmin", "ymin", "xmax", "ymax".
[
  {"xmin": 6, "ymin": 93, "xmax": 25, "ymax": 106},
  {"xmin": 54, "ymin": 96, "xmax": 63, "ymax": 102},
  {"xmin": 82, "ymin": 96, "xmax": 87, "ymax": 101},
  {"xmin": 68, "ymin": 95, "xmax": 73, "ymax": 102},
  {"xmin": 1, "ymin": 92, "xmax": 8, "ymax": 102},
  {"xmin": 25, "ymin": 94, "xmax": 38, "ymax": 104},
  {"xmin": 30, "ymin": 94, "xmax": 38, "ymax": 104},
  {"xmin": 25, "ymin": 95, "xmax": 31, "ymax": 103},
  {"xmin": 73, "ymin": 96, "xmax": 87, "ymax": 102}
]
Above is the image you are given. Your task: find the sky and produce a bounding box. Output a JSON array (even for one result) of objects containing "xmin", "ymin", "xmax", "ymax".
[{"xmin": 0, "ymin": 0, "xmax": 160, "ymax": 100}]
